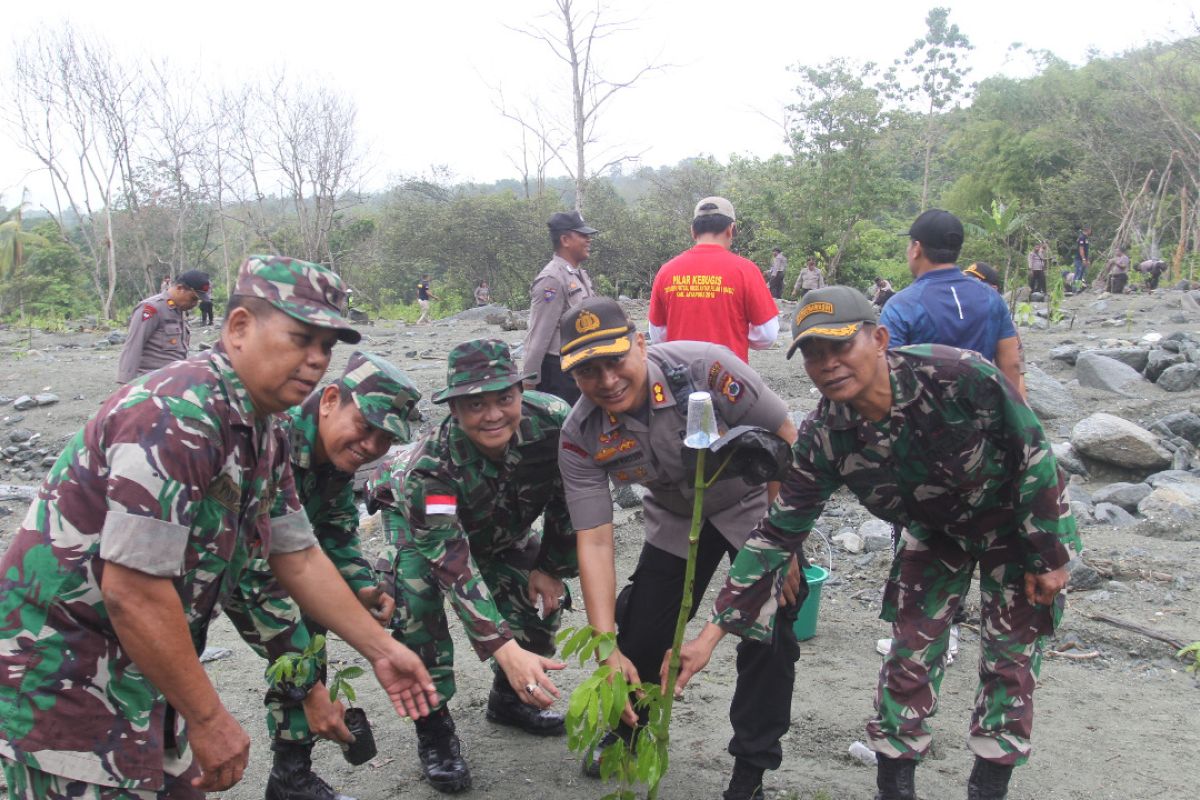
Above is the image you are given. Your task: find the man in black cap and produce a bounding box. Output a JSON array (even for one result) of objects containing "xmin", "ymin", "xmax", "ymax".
[
  {"xmin": 521, "ymin": 211, "xmax": 598, "ymax": 404},
  {"xmin": 117, "ymin": 269, "xmax": 212, "ymax": 383},
  {"xmin": 879, "ymin": 210, "xmax": 1021, "ymax": 392},
  {"xmin": 557, "ymin": 296, "xmax": 800, "ymax": 800}
]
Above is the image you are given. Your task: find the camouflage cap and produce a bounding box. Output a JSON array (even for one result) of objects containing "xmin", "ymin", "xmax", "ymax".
[
  {"xmin": 338, "ymin": 351, "xmax": 422, "ymax": 442},
  {"xmin": 432, "ymin": 338, "xmax": 534, "ymax": 404},
  {"xmin": 233, "ymin": 254, "xmax": 361, "ymax": 344},
  {"xmin": 785, "ymin": 286, "xmax": 878, "ymax": 359}
]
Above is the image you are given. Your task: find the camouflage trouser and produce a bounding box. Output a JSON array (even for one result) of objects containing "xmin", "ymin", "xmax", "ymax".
[
  {"xmin": 867, "ymin": 529, "xmax": 1063, "ymax": 767},
  {"xmin": 262, "ymin": 616, "xmax": 329, "ymax": 745},
  {"xmin": 0, "ymin": 753, "xmax": 201, "ymax": 800},
  {"xmin": 391, "ymin": 548, "xmax": 563, "ymax": 709}
]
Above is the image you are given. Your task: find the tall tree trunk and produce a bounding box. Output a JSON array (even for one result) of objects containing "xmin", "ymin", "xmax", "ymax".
[{"xmin": 1173, "ymin": 189, "xmax": 1189, "ymax": 283}]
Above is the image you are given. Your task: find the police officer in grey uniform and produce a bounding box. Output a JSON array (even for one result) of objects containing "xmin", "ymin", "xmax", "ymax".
[
  {"xmin": 557, "ymin": 297, "xmax": 801, "ymax": 800},
  {"xmin": 521, "ymin": 211, "xmax": 598, "ymax": 404},
  {"xmin": 116, "ymin": 269, "xmax": 211, "ymax": 383}
]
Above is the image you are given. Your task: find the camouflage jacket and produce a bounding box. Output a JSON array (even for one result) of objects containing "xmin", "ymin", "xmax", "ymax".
[
  {"xmin": 0, "ymin": 344, "xmax": 316, "ymax": 790},
  {"xmin": 368, "ymin": 391, "xmax": 577, "ymax": 660},
  {"xmin": 712, "ymin": 345, "xmax": 1081, "ymax": 641}
]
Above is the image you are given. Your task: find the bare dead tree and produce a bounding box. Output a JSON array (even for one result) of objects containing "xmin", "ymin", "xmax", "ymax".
[
  {"xmin": 506, "ymin": 0, "xmax": 661, "ymax": 212},
  {"xmin": 7, "ymin": 24, "xmax": 145, "ymax": 320}
]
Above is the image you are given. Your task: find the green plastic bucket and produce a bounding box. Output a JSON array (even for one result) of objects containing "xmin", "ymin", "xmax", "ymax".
[{"xmin": 793, "ymin": 564, "xmax": 830, "ymax": 641}]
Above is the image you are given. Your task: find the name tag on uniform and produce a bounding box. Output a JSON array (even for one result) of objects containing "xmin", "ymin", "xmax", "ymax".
[{"xmin": 207, "ymin": 473, "xmax": 241, "ymax": 514}]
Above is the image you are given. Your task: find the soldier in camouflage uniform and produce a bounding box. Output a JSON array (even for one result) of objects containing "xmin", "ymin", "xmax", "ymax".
[
  {"xmin": 234, "ymin": 351, "xmax": 421, "ymax": 800},
  {"xmin": 366, "ymin": 338, "xmax": 577, "ymax": 794},
  {"xmin": 672, "ymin": 287, "xmax": 1080, "ymax": 800},
  {"xmin": 0, "ymin": 255, "xmax": 438, "ymax": 800}
]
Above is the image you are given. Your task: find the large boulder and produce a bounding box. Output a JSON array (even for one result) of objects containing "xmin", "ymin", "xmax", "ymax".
[
  {"xmin": 1070, "ymin": 413, "xmax": 1171, "ymax": 471},
  {"xmin": 1156, "ymin": 362, "xmax": 1200, "ymax": 392},
  {"xmin": 1049, "ymin": 345, "xmax": 1081, "ymax": 365},
  {"xmin": 1093, "ymin": 502, "xmax": 1138, "ymax": 527},
  {"xmin": 1145, "ymin": 470, "xmax": 1200, "ymax": 503},
  {"xmin": 1144, "ymin": 350, "xmax": 1186, "ymax": 382},
  {"xmin": 1135, "ymin": 487, "xmax": 1200, "ymax": 541},
  {"xmin": 1089, "ymin": 482, "xmax": 1152, "ymax": 511},
  {"xmin": 1024, "ymin": 365, "xmax": 1077, "ymax": 420},
  {"xmin": 1079, "ymin": 347, "xmax": 1149, "ymax": 372},
  {"xmin": 1074, "ymin": 352, "xmax": 1144, "ymax": 395},
  {"xmin": 1051, "ymin": 441, "xmax": 1088, "ymax": 476}
]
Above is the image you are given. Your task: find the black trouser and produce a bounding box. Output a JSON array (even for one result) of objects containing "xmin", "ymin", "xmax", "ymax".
[
  {"xmin": 768, "ymin": 272, "xmax": 785, "ymax": 299},
  {"xmin": 199, "ymin": 300, "xmax": 214, "ymax": 325},
  {"xmin": 615, "ymin": 523, "xmax": 800, "ymax": 771},
  {"xmin": 1028, "ymin": 271, "xmax": 1046, "ymax": 295},
  {"xmin": 1109, "ymin": 273, "xmax": 1128, "ymax": 294},
  {"xmin": 536, "ymin": 354, "xmax": 581, "ymax": 405}
]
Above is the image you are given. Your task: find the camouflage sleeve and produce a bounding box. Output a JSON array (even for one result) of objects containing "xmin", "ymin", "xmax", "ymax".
[
  {"xmin": 535, "ymin": 478, "xmax": 578, "ymax": 579},
  {"xmin": 97, "ymin": 393, "xmax": 226, "ymax": 576},
  {"xmin": 315, "ymin": 481, "xmax": 375, "ymax": 594},
  {"xmin": 709, "ymin": 415, "xmax": 841, "ymax": 641},
  {"xmin": 267, "ymin": 427, "xmax": 317, "ymax": 555},
  {"xmin": 405, "ymin": 471, "xmax": 515, "ymax": 660},
  {"xmin": 982, "ymin": 365, "xmax": 1081, "ymax": 572},
  {"xmin": 224, "ymin": 553, "xmax": 317, "ymax": 673}
]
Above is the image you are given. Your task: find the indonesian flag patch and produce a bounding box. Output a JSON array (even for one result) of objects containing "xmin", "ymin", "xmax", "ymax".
[{"xmin": 425, "ymin": 494, "xmax": 457, "ymax": 516}]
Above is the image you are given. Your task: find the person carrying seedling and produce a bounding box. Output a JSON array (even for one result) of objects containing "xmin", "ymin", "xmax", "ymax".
[
  {"xmin": 557, "ymin": 297, "xmax": 800, "ymax": 800},
  {"xmin": 0, "ymin": 255, "xmax": 438, "ymax": 800},
  {"xmin": 234, "ymin": 350, "xmax": 422, "ymax": 800},
  {"xmin": 367, "ymin": 338, "xmax": 578, "ymax": 794},
  {"xmin": 671, "ymin": 286, "xmax": 1080, "ymax": 800}
]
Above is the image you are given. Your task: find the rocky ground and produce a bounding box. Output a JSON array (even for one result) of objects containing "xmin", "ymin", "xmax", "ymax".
[{"xmin": 0, "ymin": 287, "xmax": 1197, "ymax": 800}]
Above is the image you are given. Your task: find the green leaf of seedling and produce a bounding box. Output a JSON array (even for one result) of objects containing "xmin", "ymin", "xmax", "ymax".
[
  {"xmin": 338, "ymin": 666, "xmax": 365, "ymax": 681},
  {"xmin": 555, "ymin": 626, "xmax": 578, "ymax": 647},
  {"xmin": 596, "ymin": 634, "xmax": 617, "ymax": 662},
  {"xmin": 563, "ymin": 627, "xmax": 594, "ymax": 662},
  {"xmin": 341, "ymin": 682, "xmax": 357, "ymax": 704}
]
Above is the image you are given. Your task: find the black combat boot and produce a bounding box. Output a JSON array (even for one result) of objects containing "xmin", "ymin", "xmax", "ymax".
[
  {"xmin": 967, "ymin": 757, "xmax": 1013, "ymax": 800},
  {"xmin": 873, "ymin": 755, "xmax": 917, "ymax": 800},
  {"xmin": 485, "ymin": 673, "xmax": 565, "ymax": 736},
  {"xmin": 582, "ymin": 727, "xmax": 636, "ymax": 778},
  {"xmin": 414, "ymin": 707, "xmax": 472, "ymax": 794},
  {"xmin": 722, "ymin": 759, "xmax": 765, "ymax": 800},
  {"xmin": 264, "ymin": 739, "xmax": 355, "ymax": 800}
]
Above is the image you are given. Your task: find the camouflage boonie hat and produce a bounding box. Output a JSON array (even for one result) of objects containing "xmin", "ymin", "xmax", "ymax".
[
  {"xmin": 432, "ymin": 339, "xmax": 534, "ymax": 404},
  {"xmin": 233, "ymin": 255, "xmax": 361, "ymax": 344},
  {"xmin": 339, "ymin": 351, "xmax": 422, "ymax": 442}
]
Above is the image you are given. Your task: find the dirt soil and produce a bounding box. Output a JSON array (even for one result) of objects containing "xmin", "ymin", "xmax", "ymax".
[{"xmin": 0, "ymin": 289, "xmax": 1196, "ymax": 800}]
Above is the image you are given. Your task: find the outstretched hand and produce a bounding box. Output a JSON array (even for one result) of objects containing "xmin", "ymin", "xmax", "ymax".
[
  {"xmin": 659, "ymin": 637, "xmax": 715, "ymax": 698},
  {"xmin": 373, "ymin": 641, "xmax": 440, "ymax": 719},
  {"xmin": 496, "ymin": 640, "xmax": 566, "ymax": 709}
]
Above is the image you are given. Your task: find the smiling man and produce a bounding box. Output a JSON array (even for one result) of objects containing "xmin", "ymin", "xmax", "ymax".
[
  {"xmin": 368, "ymin": 339, "xmax": 577, "ymax": 794},
  {"xmin": 234, "ymin": 350, "xmax": 422, "ymax": 800},
  {"xmin": 557, "ymin": 297, "xmax": 799, "ymax": 800},
  {"xmin": 0, "ymin": 255, "xmax": 437, "ymax": 800},
  {"xmin": 671, "ymin": 286, "xmax": 1080, "ymax": 800}
]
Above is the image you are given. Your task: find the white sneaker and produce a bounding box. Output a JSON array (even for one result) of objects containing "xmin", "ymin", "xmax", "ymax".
[
  {"xmin": 875, "ymin": 638, "xmax": 892, "ymax": 657},
  {"xmin": 946, "ymin": 624, "xmax": 960, "ymax": 666}
]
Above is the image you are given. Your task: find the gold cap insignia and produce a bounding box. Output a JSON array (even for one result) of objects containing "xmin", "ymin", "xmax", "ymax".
[
  {"xmin": 575, "ymin": 310, "xmax": 601, "ymax": 334},
  {"xmin": 795, "ymin": 301, "xmax": 834, "ymax": 325}
]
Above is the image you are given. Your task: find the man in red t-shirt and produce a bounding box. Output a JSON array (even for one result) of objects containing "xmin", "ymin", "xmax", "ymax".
[{"xmin": 648, "ymin": 197, "xmax": 780, "ymax": 361}]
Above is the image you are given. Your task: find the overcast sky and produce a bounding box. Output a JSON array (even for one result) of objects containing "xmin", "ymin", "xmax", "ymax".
[{"xmin": 2, "ymin": 0, "xmax": 1195, "ymax": 209}]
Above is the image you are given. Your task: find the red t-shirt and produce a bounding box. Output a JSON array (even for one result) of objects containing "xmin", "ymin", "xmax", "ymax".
[{"xmin": 648, "ymin": 244, "xmax": 778, "ymax": 361}]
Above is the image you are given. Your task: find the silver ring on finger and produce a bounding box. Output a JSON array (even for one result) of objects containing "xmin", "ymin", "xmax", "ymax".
[{"xmin": 525, "ymin": 683, "xmax": 538, "ymax": 694}]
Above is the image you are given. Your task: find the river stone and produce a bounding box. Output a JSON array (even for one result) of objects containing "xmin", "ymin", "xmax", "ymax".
[
  {"xmin": 1051, "ymin": 442, "xmax": 1088, "ymax": 476},
  {"xmin": 105, "ymin": 330, "xmax": 126, "ymax": 345},
  {"xmin": 1069, "ymin": 500, "xmax": 1093, "ymax": 523},
  {"xmin": 832, "ymin": 530, "xmax": 864, "ymax": 554},
  {"xmin": 12, "ymin": 396, "xmax": 37, "ymax": 411},
  {"xmin": 1156, "ymin": 363, "xmax": 1200, "ymax": 392},
  {"xmin": 8, "ymin": 429, "xmax": 34, "ymax": 444},
  {"xmin": 1183, "ymin": 291, "xmax": 1200, "ymax": 313},
  {"xmin": 1145, "ymin": 350, "xmax": 1186, "ymax": 382},
  {"xmin": 1067, "ymin": 558, "xmax": 1103, "ymax": 591},
  {"xmin": 1090, "ymin": 482, "xmax": 1152, "ymax": 511},
  {"xmin": 1093, "ymin": 502, "xmax": 1138, "ymax": 528},
  {"xmin": 1134, "ymin": 487, "xmax": 1200, "ymax": 541},
  {"xmin": 1144, "ymin": 470, "xmax": 1200, "ymax": 503},
  {"xmin": 1049, "ymin": 345, "xmax": 1081, "ymax": 365},
  {"xmin": 1024, "ymin": 365, "xmax": 1076, "ymax": 420},
  {"xmin": 34, "ymin": 393, "xmax": 59, "ymax": 407},
  {"xmin": 1079, "ymin": 347, "xmax": 1149, "ymax": 372},
  {"xmin": 1071, "ymin": 413, "xmax": 1171, "ymax": 471},
  {"xmin": 1074, "ymin": 352, "xmax": 1144, "ymax": 394}
]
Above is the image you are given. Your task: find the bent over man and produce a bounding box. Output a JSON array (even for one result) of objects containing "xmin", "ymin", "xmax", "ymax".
[
  {"xmin": 558, "ymin": 297, "xmax": 799, "ymax": 800},
  {"xmin": 236, "ymin": 350, "xmax": 421, "ymax": 800},
  {"xmin": 368, "ymin": 339, "xmax": 577, "ymax": 794},
  {"xmin": 0, "ymin": 255, "xmax": 436, "ymax": 800},
  {"xmin": 674, "ymin": 287, "xmax": 1080, "ymax": 800}
]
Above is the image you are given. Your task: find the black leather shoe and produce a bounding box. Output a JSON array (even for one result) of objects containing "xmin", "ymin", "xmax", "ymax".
[
  {"xmin": 415, "ymin": 708, "xmax": 472, "ymax": 794},
  {"xmin": 265, "ymin": 740, "xmax": 355, "ymax": 800},
  {"xmin": 722, "ymin": 759, "xmax": 765, "ymax": 800},
  {"xmin": 967, "ymin": 757, "xmax": 1013, "ymax": 800},
  {"xmin": 485, "ymin": 681, "xmax": 565, "ymax": 736},
  {"xmin": 873, "ymin": 755, "xmax": 917, "ymax": 800},
  {"xmin": 582, "ymin": 730, "xmax": 627, "ymax": 779}
]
